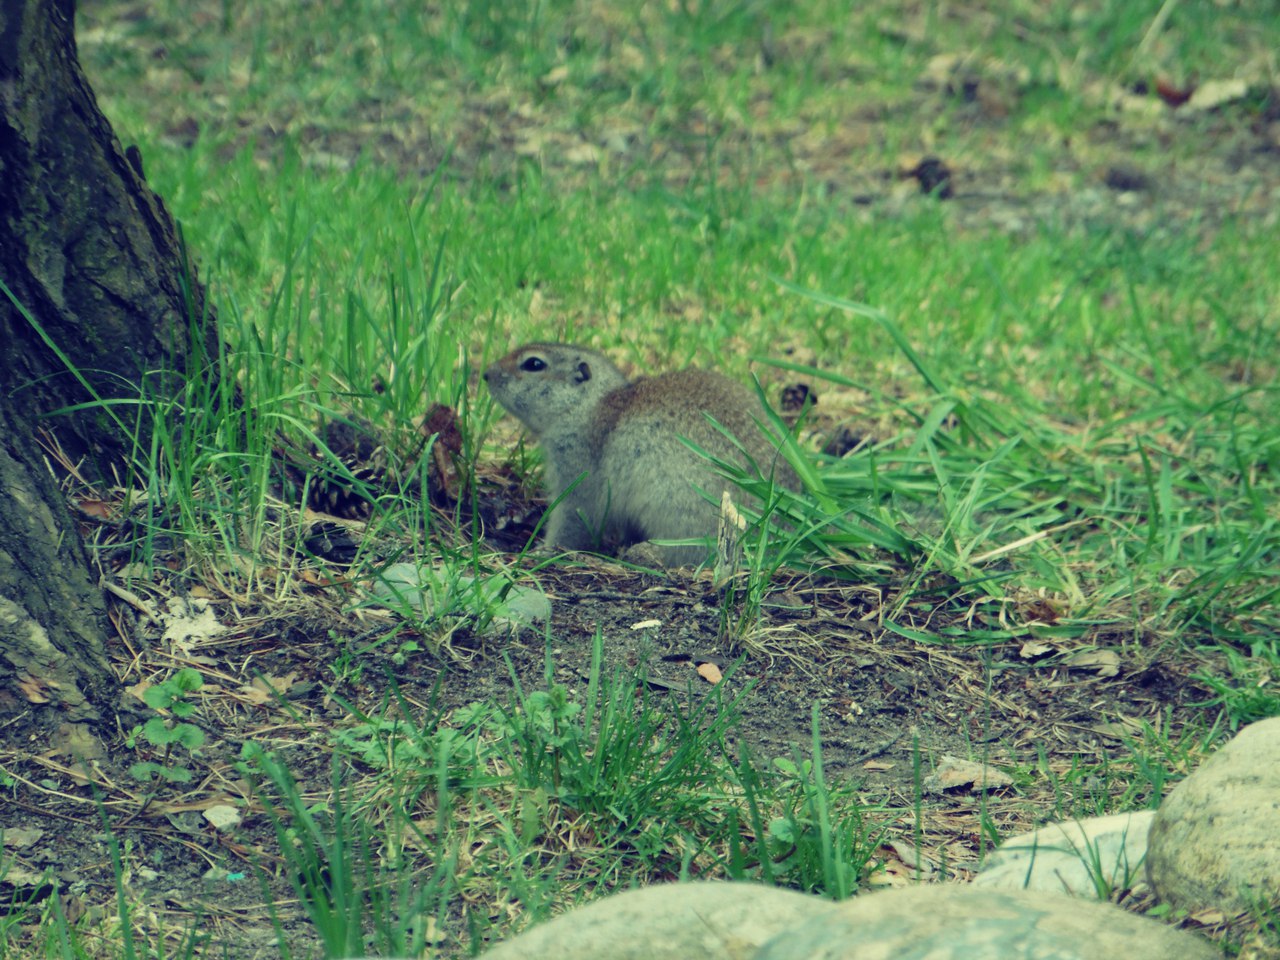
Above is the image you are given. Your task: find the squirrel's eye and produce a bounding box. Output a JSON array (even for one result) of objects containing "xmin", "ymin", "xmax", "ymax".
[{"xmin": 520, "ymin": 357, "xmax": 547, "ymax": 372}]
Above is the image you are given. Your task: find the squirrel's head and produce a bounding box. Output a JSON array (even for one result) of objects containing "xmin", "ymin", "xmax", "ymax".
[{"xmin": 484, "ymin": 342, "xmax": 628, "ymax": 433}]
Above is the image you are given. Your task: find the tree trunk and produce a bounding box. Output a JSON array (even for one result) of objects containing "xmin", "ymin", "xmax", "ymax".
[{"xmin": 0, "ymin": 0, "xmax": 217, "ymax": 731}]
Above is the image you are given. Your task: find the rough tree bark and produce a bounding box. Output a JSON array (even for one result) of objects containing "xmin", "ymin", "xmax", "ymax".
[{"xmin": 0, "ymin": 0, "xmax": 217, "ymax": 733}]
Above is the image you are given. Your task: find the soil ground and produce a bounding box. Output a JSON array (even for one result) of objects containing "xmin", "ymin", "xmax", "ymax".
[{"xmin": 1, "ymin": 503, "xmax": 1235, "ymax": 955}]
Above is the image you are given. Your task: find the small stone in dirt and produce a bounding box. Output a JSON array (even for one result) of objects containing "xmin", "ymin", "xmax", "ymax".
[
  {"xmin": 1146, "ymin": 715, "xmax": 1280, "ymax": 914},
  {"xmin": 821, "ymin": 425, "xmax": 868, "ymax": 458},
  {"xmin": 1104, "ymin": 166, "xmax": 1151, "ymax": 192},
  {"xmin": 779, "ymin": 382, "xmax": 814, "ymax": 413},
  {"xmin": 906, "ymin": 156, "xmax": 954, "ymax": 198}
]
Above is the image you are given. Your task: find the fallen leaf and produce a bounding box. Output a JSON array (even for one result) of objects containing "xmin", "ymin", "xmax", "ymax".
[
  {"xmin": 696, "ymin": 662, "xmax": 723, "ymax": 685},
  {"xmin": 151, "ymin": 796, "xmax": 248, "ymax": 814},
  {"xmin": 160, "ymin": 596, "xmax": 227, "ymax": 647},
  {"xmin": 540, "ymin": 65, "xmax": 570, "ymax": 87},
  {"xmin": 923, "ymin": 756, "xmax": 1015, "ymax": 794},
  {"xmin": 2, "ymin": 827, "xmax": 43, "ymax": 849},
  {"xmin": 51, "ymin": 722, "xmax": 107, "ymax": 761},
  {"xmin": 1065, "ymin": 649, "xmax": 1121, "ymax": 677},
  {"xmin": 0, "ymin": 863, "xmax": 54, "ymax": 892},
  {"xmin": 1093, "ymin": 718, "xmax": 1142, "ymax": 740},
  {"xmin": 18, "ymin": 675, "xmax": 50, "ymax": 704},
  {"xmin": 423, "ymin": 915, "xmax": 447, "ymax": 944},
  {"xmin": 514, "ymin": 135, "xmax": 542, "ymax": 157},
  {"xmin": 75, "ymin": 497, "xmax": 115, "ymax": 520},
  {"xmin": 1184, "ymin": 78, "xmax": 1248, "ymax": 112},
  {"xmin": 203, "ymin": 804, "xmax": 243, "ymax": 832},
  {"xmin": 886, "ymin": 839, "xmax": 937, "ymax": 876},
  {"xmin": 565, "ymin": 142, "xmax": 601, "ymax": 165},
  {"xmin": 1188, "ymin": 907, "xmax": 1228, "ymax": 925},
  {"xmin": 239, "ymin": 674, "xmax": 298, "ymax": 705}
]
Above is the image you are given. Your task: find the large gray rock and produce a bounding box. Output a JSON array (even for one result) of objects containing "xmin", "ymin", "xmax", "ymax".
[
  {"xmin": 480, "ymin": 882, "xmax": 836, "ymax": 960},
  {"xmin": 1146, "ymin": 716, "xmax": 1280, "ymax": 913},
  {"xmin": 754, "ymin": 885, "xmax": 1218, "ymax": 960},
  {"xmin": 974, "ymin": 811, "xmax": 1154, "ymax": 897}
]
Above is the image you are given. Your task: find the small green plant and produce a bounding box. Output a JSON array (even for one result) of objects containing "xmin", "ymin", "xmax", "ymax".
[
  {"xmin": 1240, "ymin": 893, "xmax": 1280, "ymax": 954},
  {"xmin": 480, "ymin": 632, "xmax": 752, "ymax": 858},
  {"xmin": 127, "ymin": 667, "xmax": 206, "ymax": 785},
  {"xmin": 0, "ymin": 845, "xmax": 36, "ymax": 954},
  {"xmin": 497, "ymin": 681, "xmax": 582, "ymax": 797},
  {"xmin": 361, "ymin": 551, "xmax": 545, "ymax": 657},
  {"xmin": 238, "ymin": 743, "xmax": 457, "ymax": 960},
  {"xmin": 331, "ymin": 714, "xmax": 436, "ymax": 771},
  {"xmin": 730, "ymin": 704, "xmax": 885, "ymax": 899},
  {"xmin": 709, "ymin": 473, "xmax": 792, "ymax": 639},
  {"xmin": 1192, "ymin": 647, "xmax": 1280, "ymax": 730}
]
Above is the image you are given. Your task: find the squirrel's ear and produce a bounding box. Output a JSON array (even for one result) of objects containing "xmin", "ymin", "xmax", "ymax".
[{"xmin": 574, "ymin": 361, "xmax": 592, "ymax": 384}]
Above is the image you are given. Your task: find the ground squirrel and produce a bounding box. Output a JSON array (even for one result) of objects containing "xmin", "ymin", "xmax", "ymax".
[{"xmin": 484, "ymin": 342, "xmax": 796, "ymax": 566}]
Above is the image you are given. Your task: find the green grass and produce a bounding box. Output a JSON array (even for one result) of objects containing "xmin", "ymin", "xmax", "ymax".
[
  {"xmin": 116, "ymin": 130, "xmax": 1280, "ymax": 657},
  {"xmin": 9, "ymin": 0, "xmax": 1280, "ymax": 955},
  {"xmin": 107, "ymin": 146, "xmax": 1280, "ymax": 651},
  {"xmin": 8, "ymin": 645, "xmax": 891, "ymax": 957}
]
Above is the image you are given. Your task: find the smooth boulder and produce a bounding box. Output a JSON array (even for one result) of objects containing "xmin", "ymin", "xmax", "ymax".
[
  {"xmin": 480, "ymin": 881, "xmax": 836, "ymax": 960},
  {"xmin": 754, "ymin": 885, "xmax": 1218, "ymax": 960},
  {"xmin": 974, "ymin": 811, "xmax": 1154, "ymax": 897},
  {"xmin": 1146, "ymin": 716, "xmax": 1280, "ymax": 913}
]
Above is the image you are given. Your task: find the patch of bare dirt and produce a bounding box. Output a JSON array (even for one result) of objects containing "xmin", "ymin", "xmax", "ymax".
[{"xmin": 2, "ymin": 512, "xmax": 1219, "ymax": 955}]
